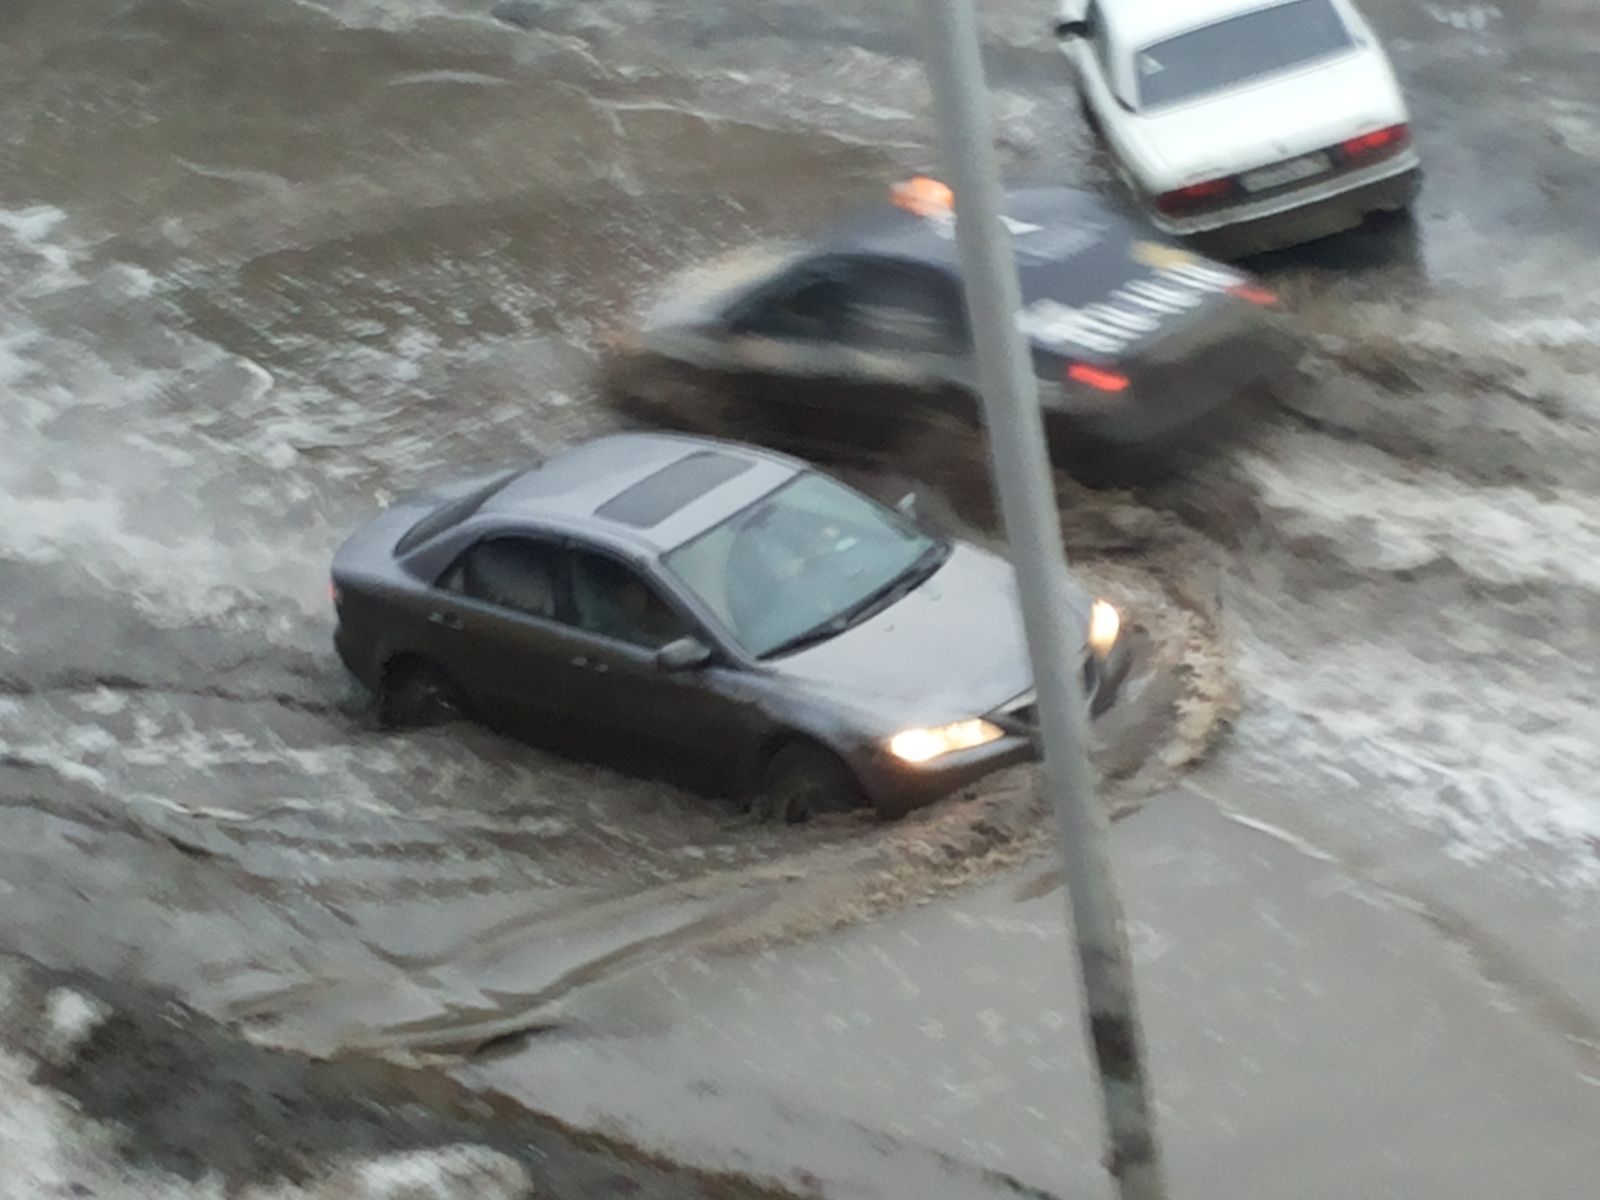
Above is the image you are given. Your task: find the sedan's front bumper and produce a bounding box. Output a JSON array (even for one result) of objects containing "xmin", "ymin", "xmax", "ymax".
[
  {"xmin": 855, "ymin": 639, "xmax": 1135, "ymax": 819},
  {"xmin": 855, "ymin": 732, "xmax": 1038, "ymax": 820},
  {"xmin": 1085, "ymin": 636, "xmax": 1135, "ymax": 717}
]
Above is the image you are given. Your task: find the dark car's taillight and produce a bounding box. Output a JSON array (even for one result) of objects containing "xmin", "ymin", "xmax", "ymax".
[
  {"xmin": 330, "ymin": 581, "xmax": 343, "ymax": 608},
  {"xmin": 1339, "ymin": 122, "xmax": 1410, "ymax": 166},
  {"xmin": 1154, "ymin": 176, "xmax": 1238, "ymax": 217},
  {"xmin": 1066, "ymin": 362, "xmax": 1131, "ymax": 393},
  {"xmin": 1226, "ymin": 283, "xmax": 1279, "ymax": 306}
]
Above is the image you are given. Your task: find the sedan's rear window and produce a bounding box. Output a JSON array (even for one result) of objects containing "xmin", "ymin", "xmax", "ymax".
[
  {"xmin": 1136, "ymin": 0, "xmax": 1355, "ymax": 111},
  {"xmin": 394, "ymin": 470, "xmax": 517, "ymax": 556}
]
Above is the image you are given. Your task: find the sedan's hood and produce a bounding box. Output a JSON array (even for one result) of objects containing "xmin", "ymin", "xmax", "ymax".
[
  {"xmin": 772, "ymin": 544, "xmax": 1090, "ymax": 726},
  {"xmin": 1132, "ymin": 50, "xmax": 1407, "ymax": 186}
]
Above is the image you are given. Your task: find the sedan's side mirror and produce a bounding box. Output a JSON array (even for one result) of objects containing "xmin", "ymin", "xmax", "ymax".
[
  {"xmin": 896, "ymin": 492, "xmax": 922, "ymax": 523},
  {"xmin": 1054, "ymin": 18, "xmax": 1090, "ymax": 39},
  {"xmin": 657, "ymin": 636, "xmax": 713, "ymax": 672}
]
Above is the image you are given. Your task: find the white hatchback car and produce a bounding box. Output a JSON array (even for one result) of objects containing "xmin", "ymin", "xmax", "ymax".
[{"xmin": 1054, "ymin": 0, "xmax": 1421, "ymax": 256}]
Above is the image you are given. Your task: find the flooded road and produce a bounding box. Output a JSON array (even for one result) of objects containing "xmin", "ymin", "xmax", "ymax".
[
  {"xmin": 0, "ymin": 0, "xmax": 1230, "ymax": 1043},
  {"xmin": 2, "ymin": 0, "xmax": 1600, "ymax": 1166}
]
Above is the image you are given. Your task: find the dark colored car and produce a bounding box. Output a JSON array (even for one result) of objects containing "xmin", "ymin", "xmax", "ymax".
[
  {"xmin": 609, "ymin": 180, "xmax": 1296, "ymax": 473},
  {"xmin": 332, "ymin": 433, "xmax": 1132, "ymax": 821}
]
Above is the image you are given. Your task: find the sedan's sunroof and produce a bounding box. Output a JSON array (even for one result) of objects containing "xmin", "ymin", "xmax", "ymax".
[{"xmin": 595, "ymin": 450, "xmax": 755, "ymax": 528}]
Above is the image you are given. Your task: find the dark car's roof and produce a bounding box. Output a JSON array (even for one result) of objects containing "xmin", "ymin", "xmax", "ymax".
[
  {"xmin": 817, "ymin": 185, "xmax": 1132, "ymax": 303},
  {"xmin": 640, "ymin": 181, "xmax": 1254, "ymax": 374},
  {"xmin": 822, "ymin": 186, "xmax": 1100, "ymax": 260},
  {"xmin": 481, "ymin": 433, "xmax": 801, "ymax": 554}
]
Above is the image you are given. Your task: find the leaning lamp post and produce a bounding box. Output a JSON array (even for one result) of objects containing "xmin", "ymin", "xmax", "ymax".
[{"xmin": 913, "ymin": 1, "xmax": 1170, "ymax": 1195}]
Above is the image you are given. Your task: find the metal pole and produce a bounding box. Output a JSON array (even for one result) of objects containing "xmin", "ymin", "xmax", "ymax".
[{"xmin": 914, "ymin": 2, "xmax": 1168, "ymax": 1196}]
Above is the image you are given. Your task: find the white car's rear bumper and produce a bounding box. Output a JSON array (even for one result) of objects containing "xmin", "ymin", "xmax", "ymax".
[{"xmin": 1153, "ymin": 150, "xmax": 1422, "ymax": 257}]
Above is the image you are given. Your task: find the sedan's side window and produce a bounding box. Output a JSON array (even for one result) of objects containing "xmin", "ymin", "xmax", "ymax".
[
  {"xmin": 569, "ymin": 551, "xmax": 693, "ymax": 650},
  {"xmin": 441, "ymin": 538, "xmax": 560, "ymax": 621},
  {"xmin": 740, "ymin": 272, "xmax": 851, "ymax": 340},
  {"xmin": 840, "ymin": 264, "xmax": 968, "ymax": 354}
]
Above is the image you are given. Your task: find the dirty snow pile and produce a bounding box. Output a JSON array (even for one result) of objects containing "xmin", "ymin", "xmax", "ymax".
[{"xmin": 0, "ymin": 958, "xmax": 530, "ymax": 1200}]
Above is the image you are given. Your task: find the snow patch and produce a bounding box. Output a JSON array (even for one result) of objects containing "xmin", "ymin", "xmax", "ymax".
[
  {"xmin": 0, "ymin": 1040, "xmax": 531, "ymax": 1199},
  {"xmin": 42, "ymin": 988, "xmax": 110, "ymax": 1064},
  {"xmin": 1240, "ymin": 447, "xmax": 1600, "ymax": 594},
  {"xmin": 344, "ymin": 1145, "xmax": 531, "ymax": 1200},
  {"xmin": 1424, "ymin": 3, "xmax": 1503, "ymax": 31},
  {"xmin": 388, "ymin": 70, "xmax": 511, "ymax": 88},
  {"xmin": 0, "ymin": 206, "xmax": 83, "ymax": 296}
]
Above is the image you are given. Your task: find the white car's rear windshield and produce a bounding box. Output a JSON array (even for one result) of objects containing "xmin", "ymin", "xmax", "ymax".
[{"xmin": 1136, "ymin": 0, "xmax": 1355, "ymax": 111}]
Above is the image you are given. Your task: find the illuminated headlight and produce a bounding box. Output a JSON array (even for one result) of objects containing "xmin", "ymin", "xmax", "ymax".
[
  {"xmin": 888, "ymin": 719, "xmax": 1005, "ymax": 764},
  {"xmin": 1088, "ymin": 599, "xmax": 1121, "ymax": 656}
]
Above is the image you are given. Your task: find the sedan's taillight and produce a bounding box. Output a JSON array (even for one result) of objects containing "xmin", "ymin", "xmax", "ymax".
[
  {"xmin": 330, "ymin": 581, "xmax": 343, "ymax": 608},
  {"xmin": 1067, "ymin": 363, "xmax": 1131, "ymax": 392},
  {"xmin": 1339, "ymin": 123, "xmax": 1410, "ymax": 164},
  {"xmin": 1154, "ymin": 177, "xmax": 1237, "ymax": 217}
]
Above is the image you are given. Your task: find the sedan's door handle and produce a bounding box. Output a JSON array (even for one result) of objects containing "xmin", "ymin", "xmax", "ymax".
[
  {"xmin": 571, "ymin": 655, "xmax": 609, "ymax": 674},
  {"xmin": 428, "ymin": 611, "xmax": 464, "ymax": 631}
]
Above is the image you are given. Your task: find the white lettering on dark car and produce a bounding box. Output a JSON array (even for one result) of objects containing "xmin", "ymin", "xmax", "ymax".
[
  {"xmin": 1019, "ymin": 256, "xmax": 1246, "ymax": 355},
  {"xmin": 1123, "ymin": 279, "xmax": 1204, "ymax": 314}
]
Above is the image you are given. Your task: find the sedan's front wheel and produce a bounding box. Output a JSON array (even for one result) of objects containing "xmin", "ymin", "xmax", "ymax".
[
  {"xmin": 377, "ymin": 657, "xmax": 463, "ymax": 729},
  {"xmin": 754, "ymin": 743, "xmax": 863, "ymax": 824}
]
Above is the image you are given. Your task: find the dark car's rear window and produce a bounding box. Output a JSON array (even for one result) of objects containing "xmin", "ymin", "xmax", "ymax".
[
  {"xmin": 394, "ymin": 470, "xmax": 517, "ymax": 556},
  {"xmin": 1136, "ymin": 0, "xmax": 1354, "ymax": 111}
]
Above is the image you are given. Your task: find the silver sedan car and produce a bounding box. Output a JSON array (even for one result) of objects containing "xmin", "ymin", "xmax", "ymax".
[{"xmin": 332, "ymin": 433, "xmax": 1131, "ymax": 820}]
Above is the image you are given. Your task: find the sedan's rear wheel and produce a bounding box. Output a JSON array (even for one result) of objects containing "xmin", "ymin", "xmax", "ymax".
[
  {"xmin": 754, "ymin": 743, "xmax": 863, "ymax": 824},
  {"xmin": 377, "ymin": 657, "xmax": 462, "ymax": 729}
]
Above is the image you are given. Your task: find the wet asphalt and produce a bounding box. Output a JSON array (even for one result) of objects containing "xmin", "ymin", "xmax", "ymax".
[{"xmin": 1, "ymin": 0, "xmax": 1599, "ymax": 1176}]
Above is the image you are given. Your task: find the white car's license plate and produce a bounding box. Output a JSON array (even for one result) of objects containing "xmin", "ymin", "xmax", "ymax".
[{"xmin": 1241, "ymin": 152, "xmax": 1332, "ymax": 193}]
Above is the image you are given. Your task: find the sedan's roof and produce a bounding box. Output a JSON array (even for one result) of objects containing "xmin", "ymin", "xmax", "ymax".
[
  {"xmin": 481, "ymin": 432, "xmax": 800, "ymax": 554},
  {"xmin": 1106, "ymin": 0, "xmax": 1311, "ymax": 46}
]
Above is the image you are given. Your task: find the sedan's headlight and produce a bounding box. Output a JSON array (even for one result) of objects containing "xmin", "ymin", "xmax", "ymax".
[
  {"xmin": 1088, "ymin": 599, "xmax": 1121, "ymax": 656},
  {"xmin": 888, "ymin": 719, "xmax": 1005, "ymax": 764}
]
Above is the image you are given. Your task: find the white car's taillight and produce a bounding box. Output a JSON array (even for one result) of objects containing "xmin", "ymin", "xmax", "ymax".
[
  {"xmin": 1339, "ymin": 122, "xmax": 1411, "ymax": 165},
  {"xmin": 1154, "ymin": 177, "xmax": 1237, "ymax": 217}
]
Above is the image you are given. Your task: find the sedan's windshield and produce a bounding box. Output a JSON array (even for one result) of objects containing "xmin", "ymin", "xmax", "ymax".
[
  {"xmin": 663, "ymin": 473, "xmax": 947, "ymax": 659},
  {"xmin": 1136, "ymin": 0, "xmax": 1355, "ymax": 111}
]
